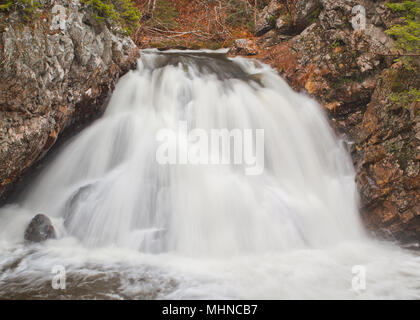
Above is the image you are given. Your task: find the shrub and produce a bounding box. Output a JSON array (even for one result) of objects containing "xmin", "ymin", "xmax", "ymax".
[
  {"xmin": 385, "ymin": 1, "xmax": 419, "ymax": 107},
  {"xmin": 385, "ymin": 1, "xmax": 420, "ymax": 53},
  {"xmin": 0, "ymin": 0, "xmax": 41, "ymax": 19},
  {"xmin": 0, "ymin": 0, "xmax": 12, "ymax": 11},
  {"xmin": 81, "ymin": 0, "xmax": 141, "ymax": 35},
  {"xmin": 390, "ymin": 88, "xmax": 420, "ymax": 106}
]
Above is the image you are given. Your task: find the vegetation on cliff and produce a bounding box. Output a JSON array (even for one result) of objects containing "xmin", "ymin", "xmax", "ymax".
[
  {"xmin": 81, "ymin": 0, "xmax": 141, "ymax": 35},
  {"xmin": 0, "ymin": 0, "xmax": 41, "ymax": 19},
  {"xmin": 0, "ymin": 0, "xmax": 39, "ymax": 12},
  {"xmin": 385, "ymin": 1, "xmax": 420, "ymax": 108},
  {"xmin": 0, "ymin": 0, "xmax": 140, "ymax": 200},
  {"xmin": 386, "ymin": 1, "xmax": 419, "ymax": 54},
  {"xmin": 0, "ymin": 0, "xmax": 141, "ymax": 35}
]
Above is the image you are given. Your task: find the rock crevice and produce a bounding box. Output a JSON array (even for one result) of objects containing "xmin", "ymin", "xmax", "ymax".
[
  {"xmin": 0, "ymin": 0, "xmax": 140, "ymax": 199},
  {"xmin": 254, "ymin": 0, "xmax": 419, "ymax": 242}
]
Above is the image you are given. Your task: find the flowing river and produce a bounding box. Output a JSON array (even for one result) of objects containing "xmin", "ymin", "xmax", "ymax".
[{"xmin": 0, "ymin": 50, "xmax": 419, "ymax": 299}]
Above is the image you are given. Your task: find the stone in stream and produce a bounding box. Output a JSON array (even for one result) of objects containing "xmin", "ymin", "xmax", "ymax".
[
  {"xmin": 24, "ymin": 214, "xmax": 56, "ymax": 243},
  {"xmin": 230, "ymin": 39, "xmax": 259, "ymax": 56}
]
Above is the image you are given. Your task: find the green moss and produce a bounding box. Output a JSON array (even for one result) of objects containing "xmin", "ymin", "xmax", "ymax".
[
  {"xmin": 81, "ymin": 0, "xmax": 141, "ymax": 35},
  {"xmin": 386, "ymin": 1, "xmax": 420, "ymax": 17},
  {"xmin": 342, "ymin": 15, "xmax": 353, "ymax": 29},
  {"xmin": 1, "ymin": 0, "xmax": 141, "ymax": 34},
  {"xmin": 387, "ymin": 65, "xmax": 420, "ymax": 110},
  {"xmin": 268, "ymin": 14, "xmax": 276, "ymax": 25},
  {"xmin": 390, "ymin": 88, "xmax": 420, "ymax": 107},
  {"xmin": 0, "ymin": 0, "xmax": 41, "ymax": 20},
  {"xmin": 385, "ymin": 1, "xmax": 420, "ymax": 54},
  {"xmin": 385, "ymin": 1, "xmax": 419, "ymax": 107},
  {"xmin": 383, "ymin": 139, "xmax": 415, "ymax": 170},
  {"xmin": 310, "ymin": 7, "xmax": 321, "ymax": 24},
  {"xmin": 329, "ymin": 39, "xmax": 345, "ymax": 49},
  {"xmin": 0, "ymin": 1, "xmax": 12, "ymax": 10},
  {"xmin": 390, "ymin": 72, "xmax": 404, "ymax": 92}
]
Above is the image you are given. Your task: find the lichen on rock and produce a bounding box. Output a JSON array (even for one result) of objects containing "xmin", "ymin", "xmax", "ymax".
[
  {"xmin": 254, "ymin": 0, "xmax": 420, "ymax": 243},
  {"xmin": 0, "ymin": 0, "xmax": 140, "ymax": 199}
]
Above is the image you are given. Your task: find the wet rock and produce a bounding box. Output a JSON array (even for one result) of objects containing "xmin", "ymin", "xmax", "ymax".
[
  {"xmin": 0, "ymin": 0, "xmax": 140, "ymax": 200},
  {"xmin": 24, "ymin": 214, "xmax": 56, "ymax": 243}
]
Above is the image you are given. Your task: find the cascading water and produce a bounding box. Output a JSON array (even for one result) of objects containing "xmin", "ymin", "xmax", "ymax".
[{"xmin": 0, "ymin": 50, "xmax": 419, "ymax": 299}]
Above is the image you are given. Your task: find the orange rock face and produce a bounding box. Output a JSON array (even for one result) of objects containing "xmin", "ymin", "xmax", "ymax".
[
  {"xmin": 253, "ymin": 0, "xmax": 420, "ymax": 243},
  {"xmin": 0, "ymin": 2, "xmax": 140, "ymax": 201}
]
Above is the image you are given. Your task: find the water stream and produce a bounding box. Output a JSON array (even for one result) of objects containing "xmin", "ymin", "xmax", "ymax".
[{"xmin": 0, "ymin": 50, "xmax": 419, "ymax": 299}]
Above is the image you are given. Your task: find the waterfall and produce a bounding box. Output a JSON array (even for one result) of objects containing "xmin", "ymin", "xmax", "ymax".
[{"xmin": 0, "ymin": 50, "xmax": 419, "ymax": 299}]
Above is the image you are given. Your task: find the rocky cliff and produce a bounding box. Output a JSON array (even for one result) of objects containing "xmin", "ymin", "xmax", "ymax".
[
  {"xmin": 1, "ymin": 0, "xmax": 419, "ymax": 244},
  {"xmin": 0, "ymin": 0, "xmax": 140, "ymax": 200},
  {"xmin": 253, "ymin": 0, "xmax": 420, "ymax": 243}
]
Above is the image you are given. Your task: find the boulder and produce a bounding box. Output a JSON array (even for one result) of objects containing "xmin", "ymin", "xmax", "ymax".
[
  {"xmin": 230, "ymin": 39, "xmax": 259, "ymax": 56},
  {"xmin": 0, "ymin": 0, "xmax": 140, "ymax": 201},
  {"xmin": 276, "ymin": 0, "xmax": 321, "ymax": 35},
  {"xmin": 255, "ymin": 0, "xmax": 281, "ymax": 36},
  {"xmin": 24, "ymin": 214, "xmax": 57, "ymax": 243}
]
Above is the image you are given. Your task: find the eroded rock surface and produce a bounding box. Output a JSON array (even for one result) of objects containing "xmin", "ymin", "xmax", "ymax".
[
  {"xmin": 354, "ymin": 67, "xmax": 420, "ymax": 241},
  {"xmin": 254, "ymin": 0, "xmax": 420, "ymax": 242},
  {"xmin": 0, "ymin": 0, "xmax": 140, "ymax": 199}
]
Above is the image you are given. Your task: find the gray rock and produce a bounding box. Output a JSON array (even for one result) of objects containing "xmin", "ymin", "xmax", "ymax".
[
  {"xmin": 0, "ymin": 0, "xmax": 140, "ymax": 199},
  {"xmin": 24, "ymin": 214, "xmax": 57, "ymax": 243},
  {"xmin": 256, "ymin": 0, "xmax": 418, "ymax": 243},
  {"xmin": 255, "ymin": 0, "xmax": 281, "ymax": 36},
  {"xmin": 256, "ymin": 0, "xmax": 321, "ymax": 35},
  {"xmin": 230, "ymin": 39, "xmax": 258, "ymax": 56},
  {"xmin": 280, "ymin": 0, "xmax": 320, "ymax": 34}
]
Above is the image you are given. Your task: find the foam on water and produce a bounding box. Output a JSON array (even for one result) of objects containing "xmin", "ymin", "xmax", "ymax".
[{"xmin": 0, "ymin": 50, "xmax": 419, "ymax": 299}]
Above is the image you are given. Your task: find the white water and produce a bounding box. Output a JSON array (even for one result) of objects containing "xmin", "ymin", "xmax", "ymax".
[{"xmin": 0, "ymin": 50, "xmax": 419, "ymax": 299}]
